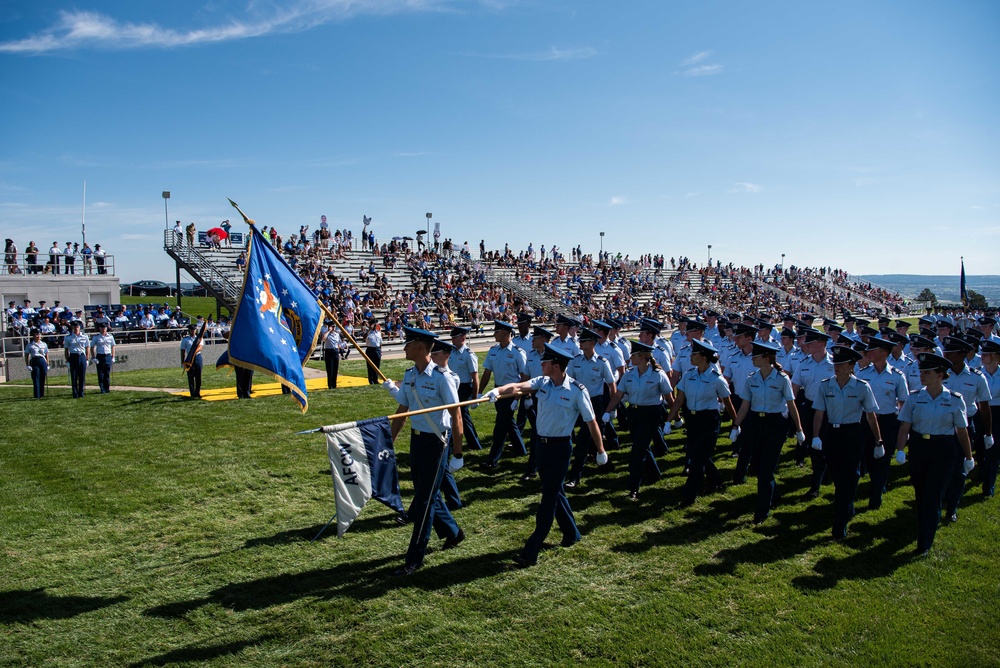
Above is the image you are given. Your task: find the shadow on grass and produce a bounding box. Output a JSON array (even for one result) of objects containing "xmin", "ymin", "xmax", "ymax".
[
  {"xmin": 128, "ymin": 635, "xmax": 277, "ymax": 667},
  {"xmin": 0, "ymin": 588, "xmax": 128, "ymax": 623},
  {"xmin": 144, "ymin": 549, "xmax": 516, "ymax": 618}
]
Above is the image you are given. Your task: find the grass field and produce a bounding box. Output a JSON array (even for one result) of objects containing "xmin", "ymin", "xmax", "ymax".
[{"xmin": 2, "ymin": 352, "xmax": 998, "ymax": 667}]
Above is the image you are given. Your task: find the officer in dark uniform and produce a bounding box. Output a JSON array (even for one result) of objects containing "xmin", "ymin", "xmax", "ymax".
[
  {"xmin": 24, "ymin": 328, "xmax": 49, "ymax": 399},
  {"xmin": 857, "ymin": 337, "xmax": 909, "ymax": 509},
  {"xmin": 179, "ymin": 324, "xmax": 203, "ymax": 399},
  {"xmin": 521, "ymin": 325, "xmax": 553, "ymax": 481},
  {"xmin": 896, "ymin": 353, "xmax": 976, "ymax": 556},
  {"xmin": 491, "ymin": 343, "xmax": 607, "ymax": 568},
  {"xmin": 449, "ymin": 326, "xmax": 483, "ymax": 450},
  {"xmin": 388, "ymin": 327, "xmax": 465, "ymax": 576},
  {"xmin": 90, "ymin": 322, "xmax": 116, "ymax": 394},
  {"xmin": 811, "ymin": 346, "xmax": 882, "ymax": 540}
]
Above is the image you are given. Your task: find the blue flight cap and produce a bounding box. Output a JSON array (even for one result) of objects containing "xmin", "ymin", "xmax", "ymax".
[
  {"xmin": 493, "ymin": 319, "xmax": 515, "ymax": 333},
  {"xmin": 403, "ymin": 326, "xmax": 438, "ymax": 344}
]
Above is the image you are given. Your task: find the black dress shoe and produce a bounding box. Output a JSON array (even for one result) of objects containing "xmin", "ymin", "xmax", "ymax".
[
  {"xmin": 806, "ymin": 488, "xmax": 820, "ymax": 500},
  {"xmin": 752, "ymin": 515, "xmax": 767, "ymax": 525},
  {"xmin": 561, "ymin": 535, "xmax": 580, "ymax": 548},
  {"xmin": 442, "ymin": 529, "xmax": 465, "ymax": 550},
  {"xmin": 564, "ymin": 480, "xmax": 579, "ymax": 490},
  {"xmin": 392, "ymin": 563, "xmax": 421, "ymax": 577},
  {"xmin": 521, "ymin": 472, "xmax": 537, "ymax": 482},
  {"xmin": 947, "ymin": 512, "xmax": 958, "ymax": 523},
  {"xmin": 627, "ymin": 491, "xmax": 639, "ymax": 501},
  {"xmin": 512, "ymin": 554, "xmax": 535, "ymax": 569},
  {"xmin": 394, "ymin": 514, "xmax": 411, "ymax": 526},
  {"xmin": 481, "ymin": 463, "xmax": 498, "ymax": 472}
]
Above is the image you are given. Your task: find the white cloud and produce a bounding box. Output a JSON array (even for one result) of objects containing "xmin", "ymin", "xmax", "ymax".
[
  {"xmin": 0, "ymin": 1, "xmax": 492, "ymax": 54},
  {"xmin": 682, "ymin": 64, "xmax": 723, "ymax": 77},
  {"xmin": 609, "ymin": 196, "xmax": 629, "ymax": 206},
  {"xmin": 681, "ymin": 50, "xmax": 711, "ymax": 66},
  {"xmin": 463, "ymin": 46, "xmax": 597, "ymax": 62},
  {"xmin": 729, "ymin": 182, "xmax": 761, "ymax": 194}
]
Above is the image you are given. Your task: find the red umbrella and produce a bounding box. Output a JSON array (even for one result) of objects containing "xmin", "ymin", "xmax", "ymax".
[{"xmin": 207, "ymin": 227, "xmax": 228, "ymax": 239}]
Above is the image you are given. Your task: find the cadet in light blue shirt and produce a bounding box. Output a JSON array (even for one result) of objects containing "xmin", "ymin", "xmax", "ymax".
[
  {"xmin": 976, "ymin": 340, "xmax": 1000, "ymax": 497},
  {"xmin": 24, "ymin": 328, "xmax": 49, "ymax": 399},
  {"xmin": 564, "ymin": 327, "xmax": 618, "ymax": 487},
  {"xmin": 480, "ymin": 320, "xmax": 529, "ymax": 469},
  {"xmin": 449, "ymin": 326, "xmax": 483, "ymax": 452},
  {"xmin": 492, "ymin": 344, "xmax": 606, "ymax": 568},
  {"xmin": 63, "ymin": 320, "xmax": 90, "ymax": 399},
  {"xmin": 90, "ymin": 322, "xmax": 116, "ymax": 394},
  {"xmin": 896, "ymin": 353, "xmax": 974, "ymax": 555},
  {"xmin": 791, "ymin": 329, "xmax": 836, "ymax": 492},
  {"xmin": 811, "ymin": 346, "xmax": 882, "ymax": 540}
]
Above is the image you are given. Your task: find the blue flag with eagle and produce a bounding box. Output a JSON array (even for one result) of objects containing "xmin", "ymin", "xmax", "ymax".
[{"xmin": 226, "ymin": 223, "xmax": 322, "ymax": 412}]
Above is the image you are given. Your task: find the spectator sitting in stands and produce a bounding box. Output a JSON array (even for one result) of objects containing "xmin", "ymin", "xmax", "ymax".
[{"xmin": 138, "ymin": 308, "xmax": 158, "ymax": 341}]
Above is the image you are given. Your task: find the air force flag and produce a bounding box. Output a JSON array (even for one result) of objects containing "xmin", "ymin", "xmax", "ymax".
[
  {"xmin": 225, "ymin": 223, "xmax": 322, "ymax": 412},
  {"xmin": 325, "ymin": 417, "xmax": 404, "ymax": 537}
]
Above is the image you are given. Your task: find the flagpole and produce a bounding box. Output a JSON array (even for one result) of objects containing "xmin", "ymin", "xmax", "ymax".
[
  {"xmin": 296, "ymin": 392, "xmax": 530, "ymax": 434},
  {"xmin": 318, "ymin": 302, "xmax": 387, "ymax": 383}
]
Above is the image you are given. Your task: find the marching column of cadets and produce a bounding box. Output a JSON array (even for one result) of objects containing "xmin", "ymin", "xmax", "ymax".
[{"xmin": 375, "ymin": 311, "xmax": 994, "ymax": 569}]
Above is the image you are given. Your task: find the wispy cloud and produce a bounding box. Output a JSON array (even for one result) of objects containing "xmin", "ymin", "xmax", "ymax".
[
  {"xmin": 729, "ymin": 182, "xmax": 761, "ymax": 194},
  {"xmin": 0, "ymin": 1, "xmax": 488, "ymax": 54},
  {"xmin": 609, "ymin": 196, "xmax": 629, "ymax": 206},
  {"xmin": 462, "ymin": 46, "xmax": 597, "ymax": 62},
  {"xmin": 676, "ymin": 50, "xmax": 723, "ymax": 77}
]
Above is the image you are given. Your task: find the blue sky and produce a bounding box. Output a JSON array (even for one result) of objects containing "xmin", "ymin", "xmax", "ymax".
[{"xmin": 2, "ymin": 1, "xmax": 998, "ymax": 282}]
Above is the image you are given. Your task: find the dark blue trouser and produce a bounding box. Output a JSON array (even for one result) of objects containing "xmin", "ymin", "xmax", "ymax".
[
  {"xmin": 864, "ymin": 413, "xmax": 900, "ymax": 508},
  {"xmin": 824, "ymin": 423, "xmax": 864, "ymax": 538},
  {"xmin": 521, "ymin": 436, "xmax": 580, "ymax": 564},
  {"xmin": 30, "ymin": 358, "xmax": 47, "ymax": 398},
  {"xmin": 324, "ymin": 348, "xmax": 339, "ymax": 388},
  {"xmin": 523, "ymin": 403, "xmax": 539, "ymax": 475},
  {"xmin": 682, "ymin": 410, "xmax": 723, "ymax": 503},
  {"xmin": 801, "ymin": 402, "xmax": 829, "ymax": 490},
  {"xmin": 628, "ymin": 406, "xmax": 662, "ymax": 493},
  {"xmin": 95, "ymin": 353, "xmax": 112, "ymax": 393},
  {"xmin": 980, "ymin": 407, "xmax": 1000, "ymax": 497},
  {"xmin": 366, "ymin": 347, "xmax": 382, "ymax": 384},
  {"xmin": 68, "ymin": 353, "xmax": 87, "ymax": 398},
  {"xmin": 945, "ymin": 418, "xmax": 977, "ymax": 515},
  {"xmin": 568, "ymin": 396, "xmax": 606, "ymax": 484},
  {"xmin": 487, "ymin": 397, "xmax": 526, "ymax": 465},
  {"xmin": 187, "ymin": 356, "xmax": 202, "ymax": 398},
  {"xmin": 745, "ymin": 412, "xmax": 788, "ymax": 520},
  {"xmin": 458, "ymin": 383, "xmax": 482, "ymax": 450},
  {"xmin": 406, "ymin": 432, "xmax": 460, "ymax": 567},
  {"xmin": 909, "ymin": 434, "xmax": 960, "ymax": 552}
]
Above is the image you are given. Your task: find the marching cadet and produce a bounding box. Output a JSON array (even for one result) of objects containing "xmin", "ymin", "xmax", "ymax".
[
  {"xmin": 824, "ymin": 321, "xmax": 848, "ymax": 349},
  {"xmin": 940, "ymin": 336, "xmax": 993, "ymax": 523},
  {"xmin": 551, "ymin": 314, "xmax": 582, "ymax": 357},
  {"xmin": 723, "ymin": 323, "xmax": 756, "ymax": 415},
  {"xmin": 903, "ymin": 335, "xmax": 936, "ymax": 392},
  {"xmin": 565, "ymin": 328, "xmax": 617, "ymax": 489},
  {"xmin": 668, "ymin": 339, "xmax": 737, "ymax": 507},
  {"xmin": 842, "ymin": 315, "xmax": 861, "ymax": 342},
  {"xmin": 365, "ymin": 320, "xmax": 383, "ymax": 385},
  {"xmin": 669, "ymin": 317, "xmax": 688, "ymax": 358},
  {"xmin": 857, "ymin": 337, "xmax": 910, "ymax": 509},
  {"xmin": 605, "ymin": 341, "xmax": 674, "ymax": 500},
  {"xmin": 592, "ymin": 320, "xmax": 626, "ymax": 380},
  {"xmin": 976, "ymin": 315, "xmax": 999, "ymax": 343},
  {"xmin": 776, "ymin": 327, "xmax": 801, "ymax": 377},
  {"xmin": 449, "ymin": 326, "xmax": 483, "ymax": 450},
  {"xmin": 479, "ymin": 320, "xmax": 529, "ymax": 470},
  {"xmin": 513, "ymin": 312, "xmax": 534, "ymax": 432},
  {"xmin": 638, "ymin": 318, "xmax": 674, "ymax": 441},
  {"xmin": 90, "ymin": 321, "xmax": 116, "ymax": 394},
  {"xmin": 977, "ymin": 340, "xmax": 1000, "ymax": 497},
  {"xmin": 607, "ymin": 317, "xmax": 633, "ymax": 364},
  {"xmin": 64, "ymin": 320, "xmax": 90, "ymax": 399},
  {"xmin": 791, "ymin": 329, "xmax": 835, "ymax": 492},
  {"xmin": 179, "ymin": 324, "xmax": 203, "ymax": 399},
  {"xmin": 756, "ymin": 318, "xmax": 780, "ymax": 345},
  {"xmin": 24, "ymin": 328, "xmax": 49, "ymax": 399},
  {"xmin": 670, "ymin": 319, "xmax": 718, "ymax": 385},
  {"xmin": 491, "ymin": 344, "xmax": 607, "ymax": 568},
  {"xmin": 886, "ymin": 331, "xmax": 910, "ymax": 370},
  {"xmin": 895, "ymin": 353, "xmax": 975, "ymax": 556},
  {"xmin": 520, "ymin": 326, "xmax": 553, "ymax": 481},
  {"xmin": 811, "ymin": 346, "xmax": 882, "ymax": 541},
  {"xmin": 430, "ymin": 339, "xmax": 463, "ymax": 512},
  {"xmin": 704, "ymin": 310, "xmax": 723, "ymax": 349},
  {"xmin": 388, "ymin": 327, "xmax": 465, "ymax": 576},
  {"xmin": 730, "ymin": 341, "xmax": 806, "ymax": 522}
]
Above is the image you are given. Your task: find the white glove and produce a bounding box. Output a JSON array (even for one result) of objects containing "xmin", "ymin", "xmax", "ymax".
[
  {"xmin": 595, "ymin": 451, "xmax": 609, "ymax": 466},
  {"xmin": 449, "ymin": 455, "xmax": 464, "ymax": 472},
  {"xmin": 673, "ymin": 418, "xmax": 685, "ymax": 428},
  {"xmin": 662, "ymin": 422, "xmax": 672, "ymax": 436},
  {"xmin": 523, "ymin": 398, "xmax": 533, "ymax": 408},
  {"xmin": 873, "ymin": 444, "xmax": 886, "ymax": 459},
  {"xmin": 486, "ymin": 389, "xmax": 500, "ymax": 402},
  {"xmin": 811, "ymin": 437, "xmax": 822, "ymax": 451},
  {"xmin": 111, "ymin": 357, "xmax": 116, "ymax": 364},
  {"xmin": 609, "ymin": 410, "xmax": 617, "ymax": 420},
  {"xmin": 729, "ymin": 427, "xmax": 740, "ymax": 442},
  {"xmin": 382, "ymin": 378, "xmax": 396, "ymax": 391},
  {"xmin": 985, "ymin": 435, "xmax": 995, "ymax": 450},
  {"xmin": 895, "ymin": 450, "xmax": 906, "ymax": 465},
  {"xmin": 963, "ymin": 458, "xmax": 975, "ymax": 475},
  {"xmin": 795, "ymin": 431, "xmax": 806, "ymax": 445},
  {"xmin": 601, "ymin": 412, "xmax": 611, "ymax": 424}
]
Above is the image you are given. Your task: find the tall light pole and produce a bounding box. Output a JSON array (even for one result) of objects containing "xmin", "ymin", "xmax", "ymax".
[
  {"xmin": 162, "ymin": 191, "xmax": 170, "ymax": 231},
  {"xmin": 781, "ymin": 253, "xmax": 785, "ymax": 271},
  {"xmin": 600, "ymin": 231, "xmax": 605, "ymax": 256},
  {"xmin": 707, "ymin": 244, "xmax": 712, "ymax": 266}
]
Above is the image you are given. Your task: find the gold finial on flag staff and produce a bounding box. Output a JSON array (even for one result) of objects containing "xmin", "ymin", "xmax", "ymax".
[{"xmin": 227, "ymin": 198, "xmax": 255, "ymax": 226}]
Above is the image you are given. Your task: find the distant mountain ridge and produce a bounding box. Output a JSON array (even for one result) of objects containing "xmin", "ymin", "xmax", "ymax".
[{"xmin": 855, "ymin": 274, "xmax": 1000, "ymax": 306}]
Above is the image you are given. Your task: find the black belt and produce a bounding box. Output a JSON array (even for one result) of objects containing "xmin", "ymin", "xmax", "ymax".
[
  {"xmin": 911, "ymin": 431, "xmax": 955, "ymax": 442},
  {"xmin": 829, "ymin": 421, "xmax": 861, "ymax": 428},
  {"xmin": 688, "ymin": 409, "xmax": 719, "ymax": 416},
  {"xmin": 753, "ymin": 411, "xmax": 784, "ymax": 417},
  {"xmin": 538, "ymin": 436, "xmax": 571, "ymax": 444}
]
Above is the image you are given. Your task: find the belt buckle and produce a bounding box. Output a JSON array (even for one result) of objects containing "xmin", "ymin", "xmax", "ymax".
[
  {"xmin": 922, "ymin": 434, "xmax": 930, "ymax": 440},
  {"xmin": 832, "ymin": 423, "xmax": 841, "ymax": 429},
  {"xmin": 757, "ymin": 412, "xmax": 766, "ymax": 417}
]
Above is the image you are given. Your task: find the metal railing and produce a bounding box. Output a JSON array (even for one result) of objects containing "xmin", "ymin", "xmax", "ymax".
[
  {"xmin": 1, "ymin": 251, "xmax": 115, "ymax": 276},
  {"xmin": 163, "ymin": 231, "xmax": 241, "ymax": 309}
]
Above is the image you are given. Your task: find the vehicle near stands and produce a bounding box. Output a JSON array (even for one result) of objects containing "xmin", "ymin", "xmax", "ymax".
[
  {"xmin": 121, "ymin": 280, "xmax": 175, "ymax": 297},
  {"xmin": 181, "ymin": 284, "xmax": 209, "ymax": 297}
]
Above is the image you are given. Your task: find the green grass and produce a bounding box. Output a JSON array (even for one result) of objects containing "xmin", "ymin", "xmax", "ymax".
[{"xmin": 2, "ymin": 364, "xmax": 998, "ymax": 667}]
